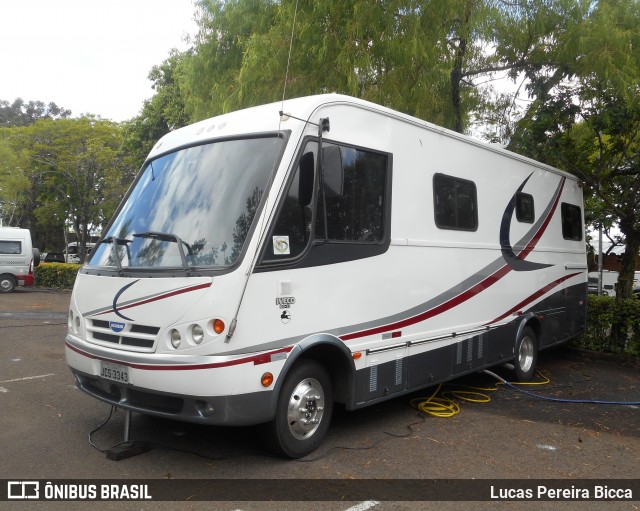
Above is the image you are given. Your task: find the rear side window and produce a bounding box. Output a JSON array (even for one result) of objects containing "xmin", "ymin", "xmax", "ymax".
[
  {"xmin": 0, "ymin": 241, "xmax": 21, "ymax": 254},
  {"xmin": 433, "ymin": 173, "xmax": 478, "ymax": 231},
  {"xmin": 561, "ymin": 203, "xmax": 583, "ymax": 241}
]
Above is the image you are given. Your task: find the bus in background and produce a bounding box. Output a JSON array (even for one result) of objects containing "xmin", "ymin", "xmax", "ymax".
[{"xmin": 64, "ymin": 242, "xmax": 96, "ymax": 264}]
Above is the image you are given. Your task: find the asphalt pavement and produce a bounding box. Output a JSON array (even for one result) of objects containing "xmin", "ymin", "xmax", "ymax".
[{"xmin": 1, "ymin": 288, "xmax": 638, "ymax": 511}]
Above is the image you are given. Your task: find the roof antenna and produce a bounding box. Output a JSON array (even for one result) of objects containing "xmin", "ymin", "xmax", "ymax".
[{"xmin": 280, "ymin": 0, "xmax": 300, "ymax": 122}]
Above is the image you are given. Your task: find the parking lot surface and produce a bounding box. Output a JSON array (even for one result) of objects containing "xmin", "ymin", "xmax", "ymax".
[{"xmin": 1, "ymin": 289, "xmax": 638, "ymax": 510}]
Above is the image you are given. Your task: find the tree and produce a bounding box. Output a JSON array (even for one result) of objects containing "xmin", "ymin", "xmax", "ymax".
[
  {"xmin": 177, "ymin": 0, "xmax": 590, "ymax": 135},
  {"xmin": 0, "ymin": 138, "xmax": 29, "ymax": 226},
  {"xmin": 179, "ymin": 0, "xmax": 280, "ymax": 120},
  {"xmin": 509, "ymin": 0, "xmax": 640, "ymax": 299},
  {"xmin": 3, "ymin": 118, "xmax": 132, "ymax": 261},
  {"xmin": 0, "ymin": 98, "xmax": 71, "ymax": 127},
  {"xmin": 121, "ymin": 50, "xmax": 191, "ymax": 170},
  {"xmin": 0, "ymin": 97, "xmax": 73, "ymax": 246}
]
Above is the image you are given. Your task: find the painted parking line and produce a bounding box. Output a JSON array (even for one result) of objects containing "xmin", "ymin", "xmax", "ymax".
[
  {"xmin": 230, "ymin": 501, "xmax": 380, "ymax": 511},
  {"xmin": 345, "ymin": 501, "xmax": 380, "ymax": 511},
  {"xmin": 0, "ymin": 374, "xmax": 55, "ymax": 385}
]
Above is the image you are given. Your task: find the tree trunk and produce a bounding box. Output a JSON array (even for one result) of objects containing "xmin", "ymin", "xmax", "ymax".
[
  {"xmin": 610, "ymin": 222, "xmax": 640, "ymax": 352},
  {"xmin": 616, "ymin": 226, "xmax": 640, "ymax": 300}
]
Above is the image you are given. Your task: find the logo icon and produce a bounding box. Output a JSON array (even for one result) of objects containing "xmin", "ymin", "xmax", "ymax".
[
  {"xmin": 8, "ymin": 481, "xmax": 39, "ymax": 499},
  {"xmin": 280, "ymin": 310, "xmax": 291, "ymax": 324},
  {"xmin": 109, "ymin": 321, "xmax": 126, "ymax": 333}
]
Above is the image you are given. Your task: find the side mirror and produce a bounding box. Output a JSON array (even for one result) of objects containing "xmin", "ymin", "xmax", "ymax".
[
  {"xmin": 298, "ymin": 152, "xmax": 315, "ymax": 207},
  {"xmin": 322, "ymin": 145, "xmax": 344, "ymax": 199}
]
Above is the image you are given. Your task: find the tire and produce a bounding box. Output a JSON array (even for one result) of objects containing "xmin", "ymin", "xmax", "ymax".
[
  {"xmin": 514, "ymin": 326, "xmax": 538, "ymax": 382},
  {"xmin": 0, "ymin": 275, "xmax": 17, "ymax": 293},
  {"xmin": 263, "ymin": 359, "xmax": 333, "ymax": 458},
  {"xmin": 33, "ymin": 248, "xmax": 41, "ymax": 267}
]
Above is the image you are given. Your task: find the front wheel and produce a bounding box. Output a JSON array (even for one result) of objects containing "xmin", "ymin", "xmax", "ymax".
[
  {"xmin": 514, "ymin": 326, "xmax": 538, "ymax": 382},
  {"xmin": 263, "ymin": 359, "xmax": 333, "ymax": 458}
]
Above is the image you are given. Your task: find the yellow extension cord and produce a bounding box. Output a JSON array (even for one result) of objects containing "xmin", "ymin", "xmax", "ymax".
[{"xmin": 410, "ymin": 371, "xmax": 551, "ymax": 418}]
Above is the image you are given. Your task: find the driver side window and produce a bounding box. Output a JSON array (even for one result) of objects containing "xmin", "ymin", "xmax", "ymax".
[
  {"xmin": 264, "ymin": 141, "xmax": 318, "ymax": 261},
  {"xmin": 262, "ymin": 139, "xmax": 390, "ymax": 266}
]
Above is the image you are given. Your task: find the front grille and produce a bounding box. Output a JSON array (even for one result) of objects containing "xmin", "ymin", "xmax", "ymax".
[{"xmin": 87, "ymin": 319, "xmax": 160, "ymax": 351}]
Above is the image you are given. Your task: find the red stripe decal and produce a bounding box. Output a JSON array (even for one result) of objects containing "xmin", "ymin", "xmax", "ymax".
[
  {"xmin": 339, "ymin": 180, "xmax": 566, "ymax": 342},
  {"xmin": 486, "ymin": 272, "xmax": 581, "ymax": 325},
  {"xmin": 518, "ymin": 178, "xmax": 565, "ymax": 261},
  {"xmin": 340, "ymin": 264, "xmax": 512, "ymax": 341},
  {"xmin": 66, "ymin": 342, "xmax": 293, "ymax": 371},
  {"xmin": 95, "ymin": 282, "xmax": 212, "ymax": 317}
]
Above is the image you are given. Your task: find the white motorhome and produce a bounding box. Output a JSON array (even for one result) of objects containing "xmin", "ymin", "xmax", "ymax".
[
  {"xmin": 0, "ymin": 227, "xmax": 39, "ymax": 293},
  {"xmin": 65, "ymin": 95, "xmax": 587, "ymax": 457}
]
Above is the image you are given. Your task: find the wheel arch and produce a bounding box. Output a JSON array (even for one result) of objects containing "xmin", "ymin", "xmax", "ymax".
[
  {"xmin": 274, "ymin": 333, "xmax": 355, "ymax": 407},
  {"xmin": 515, "ymin": 314, "xmax": 542, "ymax": 351}
]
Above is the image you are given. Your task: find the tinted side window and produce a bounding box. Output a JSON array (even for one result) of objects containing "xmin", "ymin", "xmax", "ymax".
[
  {"xmin": 261, "ymin": 140, "xmax": 391, "ymax": 267},
  {"xmin": 319, "ymin": 145, "xmax": 387, "ymax": 242},
  {"xmin": 516, "ymin": 192, "xmax": 535, "ymax": 223},
  {"xmin": 0, "ymin": 240, "xmax": 21, "ymax": 254},
  {"xmin": 561, "ymin": 203, "xmax": 583, "ymax": 241},
  {"xmin": 433, "ymin": 173, "xmax": 478, "ymax": 231}
]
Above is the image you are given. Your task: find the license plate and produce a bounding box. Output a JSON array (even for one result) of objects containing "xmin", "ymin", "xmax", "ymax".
[{"xmin": 100, "ymin": 361, "xmax": 129, "ymax": 384}]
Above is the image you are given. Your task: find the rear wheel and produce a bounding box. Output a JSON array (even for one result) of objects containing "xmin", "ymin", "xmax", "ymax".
[
  {"xmin": 263, "ymin": 359, "xmax": 333, "ymax": 458},
  {"xmin": 0, "ymin": 275, "xmax": 17, "ymax": 293},
  {"xmin": 514, "ymin": 326, "xmax": 537, "ymax": 381}
]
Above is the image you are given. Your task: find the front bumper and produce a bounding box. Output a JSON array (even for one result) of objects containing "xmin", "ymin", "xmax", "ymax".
[
  {"xmin": 70, "ymin": 368, "xmax": 275, "ymax": 426},
  {"xmin": 65, "ymin": 336, "xmax": 289, "ymax": 426}
]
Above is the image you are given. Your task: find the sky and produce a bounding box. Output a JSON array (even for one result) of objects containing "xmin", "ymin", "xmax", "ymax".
[{"xmin": 0, "ymin": 0, "xmax": 198, "ymax": 122}]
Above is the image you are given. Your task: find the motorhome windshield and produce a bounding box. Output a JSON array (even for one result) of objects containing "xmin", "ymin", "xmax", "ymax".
[{"xmin": 89, "ymin": 136, "xmax": 283, "ymax": 271}]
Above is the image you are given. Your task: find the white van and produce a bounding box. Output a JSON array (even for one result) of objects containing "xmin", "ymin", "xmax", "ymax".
[
  {"xmin": 0, "ymin": 227, "xmax": 40, "ymax": 292},
  {"xmin": 65, "ymin": 95, "xmax": 587, "ymax": 457}
]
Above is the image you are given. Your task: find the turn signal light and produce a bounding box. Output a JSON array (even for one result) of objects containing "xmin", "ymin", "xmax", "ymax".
[
  {"xmin": 213, "ymin": 319, "xmax": 225, "ymax": 334},
  {"xmin": 261, "ymin": 372, "xmax": 274, "ymax": 387}
]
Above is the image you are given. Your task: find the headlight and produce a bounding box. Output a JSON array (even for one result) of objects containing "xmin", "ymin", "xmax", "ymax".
[
  {"xmin": 170, "ymin": 329, "xmax": 181, "ymax": 349},
  {"xmin": 191, "ymin": 324, "xmax": 204, "ymax": 345}
]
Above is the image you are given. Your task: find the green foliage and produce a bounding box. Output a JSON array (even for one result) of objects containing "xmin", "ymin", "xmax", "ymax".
[
  {"xmin": 121, "ymin": 50, "xmax": 191, "ymax": 170},
  {"xmin": 0, "ymin": 138, "xmax": 29, "ymax": 225},
  {"xmin": 177, "ymin": 0, "xmax": 584, "ymax": 133},
  {"xmin": 0, "ymin": 117, "xmax": 134, "ymax": 258},
  {"xmin": 509, "ymin": 0, "xmax": 640, "ymax": 299},
  {"xmin": 575, "ymin": 295, "xmax": 640, "ymax": 356},
  {"xmin": 0, "ymin": 98, "xmax": 71, "ymax": 127},
  {"xmin": 35, "ymin": 263, "xmax": 81, "ymax": 290}
]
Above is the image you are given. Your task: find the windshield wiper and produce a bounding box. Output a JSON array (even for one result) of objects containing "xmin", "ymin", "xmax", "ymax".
[
  {"xmin": 132, "ymin": 231, "xmax": 193, "ymax": 274},
  {"xmin": 99, "ymin": 236, "xmax": 132, "ymax": 274}
]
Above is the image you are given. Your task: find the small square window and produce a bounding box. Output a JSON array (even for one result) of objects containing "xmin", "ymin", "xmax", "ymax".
[
  {"xmin": 561, "ymin": 203, "xmax": 583, "ymax": 241},
  {"xmin": 433, "ymin": 174, "xmax": 478, "ymax": 231},
  {"xmin": 516, "ymin": 192, "xmax": 535, "ymax": 223}
]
